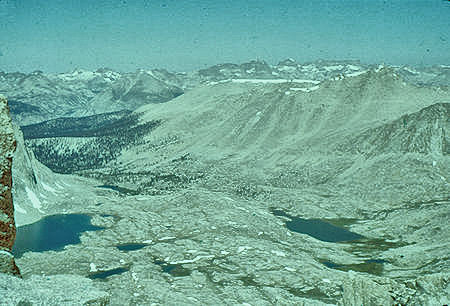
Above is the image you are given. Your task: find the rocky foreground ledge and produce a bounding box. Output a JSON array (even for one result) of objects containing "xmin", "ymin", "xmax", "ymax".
[{"xmin": 0, "ymin": 95, "xmax": 20, "ymax": 275}]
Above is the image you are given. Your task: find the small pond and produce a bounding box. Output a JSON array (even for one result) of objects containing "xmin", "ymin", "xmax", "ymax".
[
  {"xmin": 88, "ymin": 267, "xmax": 130, "ymax": 280},
  {"xmin": 96, "ymin": 185, "xmax": 137, "ymax": 195},
  {"xmin": 115, "ymin": 243, "xmax": 149, "ymax": 251},
  {"xmin": 154, "ymin": 259, "xmax": 191, "ymax": 277},
  {"xmin": 270, "ymin": 208, "xmax": 363, "ymax": 242},
  {"xmin": 12, "ymin": 214, "xmax": 104, "ymax": 258},
  {"xmin": 322, "ymin": 259, "xmax": 388, "ymax": 276}
]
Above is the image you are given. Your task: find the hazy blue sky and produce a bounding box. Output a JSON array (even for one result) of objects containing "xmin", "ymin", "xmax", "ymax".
[{"xmin": 0, "ymin": 0, "xmax": 449, "ymax": 72}]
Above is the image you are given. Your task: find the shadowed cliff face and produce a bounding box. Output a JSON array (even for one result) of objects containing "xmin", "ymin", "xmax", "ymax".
[{"xmin": 0, "ymin": 96, "xmax": 20, "ymax": 276}]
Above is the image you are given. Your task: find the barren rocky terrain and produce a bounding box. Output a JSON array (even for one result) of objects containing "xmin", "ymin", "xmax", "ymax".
[{"xmin": 1, "ymin": 64, "xmax": 449, "ymax": 305}]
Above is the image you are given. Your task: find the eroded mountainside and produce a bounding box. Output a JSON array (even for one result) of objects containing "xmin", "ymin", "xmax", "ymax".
[
  {"xmin": 0, "ymin": 69, "xmax": 183, "ymax": 125},
  {"xmin": 17, "ymin": 67, "xmax": 449, "ymax": 304}
]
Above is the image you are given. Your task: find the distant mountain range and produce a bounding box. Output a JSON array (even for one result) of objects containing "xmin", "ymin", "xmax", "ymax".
[{"xmin": 1, "ymin": 60, "xmax": 449, "ymax": 125}]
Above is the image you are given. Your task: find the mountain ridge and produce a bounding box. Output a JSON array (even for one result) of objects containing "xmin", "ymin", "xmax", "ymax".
[{"xmin": 1, "ymin": 60, "xmax": 449, "ymax": 125}]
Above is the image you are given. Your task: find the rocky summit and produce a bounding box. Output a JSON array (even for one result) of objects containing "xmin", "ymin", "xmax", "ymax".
[{"xmin": 2, "ymin": 63, "xmax": 450, "ymax": 305}]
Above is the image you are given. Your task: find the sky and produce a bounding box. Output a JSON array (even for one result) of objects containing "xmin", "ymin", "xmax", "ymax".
[{"xmin": 0, "ymin": 0, "xmax": 449, "ymax": 73}]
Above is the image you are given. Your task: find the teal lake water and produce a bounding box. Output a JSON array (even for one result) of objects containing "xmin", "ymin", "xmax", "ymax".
[
  {"xmin": 270, "ymin": 208, "xmax": 363, "ymax": 242},
  {"xmin": 12, "ymin": 214, "xmax": 104, "ymax": 258}
]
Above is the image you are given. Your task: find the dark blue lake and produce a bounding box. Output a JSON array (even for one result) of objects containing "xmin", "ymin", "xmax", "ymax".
[
  {"xmin": 154, "ymin": 259, "xmax": 191, "ymax": 277},
  {"xmin": 270, "ymin": 208, "xmax": 363, "ymax": 242},
  {"xmin": 96, "ymin": 185, "xmax": 137, "ymax": 195},
  {"xmin": 116, "ymin": 243, "xmax": 149, "ymax": 251},
  {"xmin": 321, "ymin": 258, "xmax": 387, "ymax": 275},
  {"xmin": 88, "ymin": 267, "xmax": 130, "ymax": 280},
  {"xmin": 12, "ymin": 214, "xmax": 104, "ymax": 258}
]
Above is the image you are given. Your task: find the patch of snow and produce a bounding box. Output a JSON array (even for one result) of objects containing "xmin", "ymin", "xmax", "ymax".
[
  {"xmin": 289, "ymin": 85, "xmax": 320, "ymax": 92},
  {"xmin": 237, "ymin": 246, "xmax": 251, "ymax": 253},
  {"xmin": 39, "ymin": 193, "xmax": 48, "ymax": 199},
  {"xmin": 0, "ymin": 250, "xmax": 13, "ymax": 258},
  {"xmin": 14, "ymin": 204, "xmax": 27, "ymax": 214},
  {"xmin": 231, "ymin": 79, "xmax": 320, "ymax": 84},
  {"xmin": 403, "ymin": 67, "xmax": 419, "ymax": 75},
  {"xmin": 221, "ymin": 250, "xmax": 230, "ymax": 255},
  {"xmin": 322, "ymin": 278, "xmax": 331, "ymax": 283},
  {"xmin": 301, "ymin": 64, "xmax": 318, "ymax": 72},
  {"xmin": 346, "ymin": 71, "xmax": 368, "ymax": 77},
  {"xmin": 324, "ymin": 65, "xmax": 344, "ymax": 72},
  {"xmin": 277, "ymin": 66, "xmax": 297, "ymax": 73},
  {"xmin": 285, "ymin": 267, "xmax": 296, "ymax": 272},
  {"xmin": 271, "ymin": 250, "xmax": 286, "ymax": 257},
  {"xmin": 89, "ymin": 263, "xmax": 98, "ymax": 272},
  {"xmin": 41, "ymin": 182, "xmax": 57, "ymax": 194},
  {"xmin": 347, "ymin": 64, "xmax": 361, "ymax": 71},
  {"xmin": 285, "ymin": 91, "xmax": 291, "ymax": 95},
  {"xmin": 59, "ymin": 69, "xmax": 96, "ymax": 81},
  {"xmin": 208, "ymin": 79, "xmax": 231, "ymax": 85},
  {"xmin": 158, "ymin": 236, "xmax": 176, "ymax": 241},
  {"xmin": 26, "ymin": 187, "xmax": 43, "ymax": 212},
  {"xmin": 271, "ymin": 71, "xmax": 279, "ymax": 76},
  {"xmin": 290, "ymin": 87, "xmax": 308, "ymax": 92},
  {"xmin": 236, "ymin": 206, "xmax": 249, "ymax": 212},
  {"xmin": 384, "ymin": 239, "xmax": 397, "ymax": 242},
  {"xmin": 232, "ymin": 79, "xmax": 282, "ymax": 84},
  {"xmin": 143, "ymin": 239, "xmax": 153, "ymax": 243},
  {"xmin": 169, "ymin": 255, "xmax": 214, "ymax": 265},
  {"xmin": 293, "ymin": 79, "xmax": 320, "ymax": 84}
]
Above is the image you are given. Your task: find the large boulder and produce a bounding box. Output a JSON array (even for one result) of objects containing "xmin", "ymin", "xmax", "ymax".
[{"xmin": 0, "ymin": 96, "xmax": 20, "ymax": 275}]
